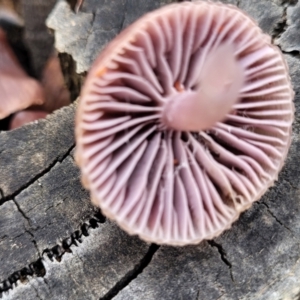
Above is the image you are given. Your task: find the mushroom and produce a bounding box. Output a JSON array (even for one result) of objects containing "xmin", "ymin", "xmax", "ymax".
[
  {"xmin": 0, "ymin": 27, "xmax": 45, "ymax": 120},
  {"xmin": 75, "ymin": 1, "xmax": 294, "ymax": 245},
  {"xmin": 0, "ymin": 6, "xmax": 24, "ymax": 27},
  {"xmin": 9, "ymin": 110, "xmax": 48, "ymax": 130},
  {"xmin": 75, "ymin": 0, "xmax": 84, "ymax": 13}
]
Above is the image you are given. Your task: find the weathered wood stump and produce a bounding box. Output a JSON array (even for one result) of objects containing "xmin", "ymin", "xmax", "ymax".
[{"xmin": 1, "ymin": 0, "xmax": 300, "ymax": 299}]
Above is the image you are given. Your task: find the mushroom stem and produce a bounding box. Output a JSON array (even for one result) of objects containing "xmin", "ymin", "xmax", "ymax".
[{"xmin": 162, "ymin": 44, "xmax": 245, "ymax": 132}]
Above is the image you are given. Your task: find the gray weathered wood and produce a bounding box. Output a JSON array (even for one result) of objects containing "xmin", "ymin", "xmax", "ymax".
[
  {"xmin": 0, "ymin": 104, "xmax": 75, "ymax": 200},
  {"xmin": 3, "ymin": 222, "xmax": 149, "ymax": 300},
  {"xmin": 0, "ymin": 103, "xmax": 150, "ymax": 297},
  {"xmin": 46, "ymin": 0, "xmax": 175, "ymax": 73}
]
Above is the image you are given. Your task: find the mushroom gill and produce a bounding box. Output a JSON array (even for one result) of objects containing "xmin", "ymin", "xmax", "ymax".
[{"xmin": 75, "ymin": 1, "xmax": 294, "ymax": 245}]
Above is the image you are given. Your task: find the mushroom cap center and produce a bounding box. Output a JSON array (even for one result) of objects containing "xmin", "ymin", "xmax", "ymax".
[{"xmin": 162, "ymin": 44, "xmax": 245, "ymax": 131}]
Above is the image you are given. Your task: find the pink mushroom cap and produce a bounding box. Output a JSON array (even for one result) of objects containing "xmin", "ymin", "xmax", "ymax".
[{"xmin": 75, "ymin": 1, "xmax": 294, "ymax": 245}]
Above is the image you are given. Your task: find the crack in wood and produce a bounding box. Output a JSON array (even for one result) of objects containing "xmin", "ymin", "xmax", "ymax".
[
  {"xmin": 280, "ymin": 0, "xmax": 298, "ymax": 5},
  {"xmin": 42, "ymin": 210, "xmax": 106, "ymax": 262},
  {"xmin": 0, "ymin": 259, "xmax": 45, "ymax": 296},
  {"xmin": 99, "ymin": 244, "xmax": 160, "ymax": 300},
  {"xmin": 0, "ymin": 210, "xmax": 105, "ymax": 297},
  {"xmin": 259, "ymin": 201, "xmax": 294, "ymax": 233},
  {"xmin": 44, "ymin": 197, "xmax": 68, "ymax": 213},
  {"xmin": 58, "ymin": 52, "xmax": 84, "ymax": 101},
  {"xmin": 31, "ymin": 285, "xmax": 43, "ymax": 300},
  {"xmin": 271, "ymin": 0, "xmax": 299, "ymax": 43},
  {"xmin": 12, "ymin": 198, "xmax": 41, "ymax": 256},
  {"xmin": 0, "ymin": 144, "xmax": 75, "ymax": 206},
  {"xmin": 282, "ymin": 50, "xmax": 300, "ymax": 57},
  {"xmin": 272, "ymin": 5, "xmax": 288, "ymax": 42},
  {"xmin": 65, "ymin": 0, "xmax": 79, "ymax": 12},
  {"xmin": 207, "ymin": 240, "xmax": 234, "ymax": 283}
]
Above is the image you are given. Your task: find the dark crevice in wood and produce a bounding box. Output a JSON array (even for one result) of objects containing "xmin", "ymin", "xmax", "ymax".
[
  {"xmin": 0, "ymin": 115, "xmax": 12, "ymax": 132},
  {"xmin": 13, "ymin": 198, "xmax": 41, "ymax": 256},
  {"xmin": 295, "ymin": 290, "xmax": 300, "ymax": 300},
  {"xmin": 272, "ymin": 7, "xmax": 288, "ymax": 42},
  {"xmin": 65, "ymin": 0, "xmax": 79, "ymax": 12},
  {"xmin": 258, "ymin": 201, "xmax": 293, "ymax": 233},
  {"xmin": 280, "ymin": 0, "xmax": 298, "ymax": 5},
  {"xmin": 42, "ymin": 211, "xmax": 106, "ymax": 262},
  {"xmin": 99, "ymin": 244, "xmax": 160, "ymax": 300},
  {"xmin": 207, "ymin": 240, "xmax": 234, "ymax": 283},
  {"xmin": 58, "ymin": 52, "xmax": 85, "ymax": 102},
  {"xmin": 0, "ymin": 144, "xmax": 75, "ymax": 206},
  {"xmin": 0, "ymin": 259, "xmax": 45, "ymax": 297},
  {"xmin": 282, "ymin": 50, "xmax": 300, "ymax": 58},
  {"xmin": 271, "ymin": 0, "xmax": 297, "ymax": 42},
  {"xmin": 0, "ymin": 210, "xmax": 105, "ymax": 296}
]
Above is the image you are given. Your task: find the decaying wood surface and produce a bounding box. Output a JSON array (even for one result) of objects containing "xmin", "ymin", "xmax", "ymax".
[{"xmin": 1, "ymin": 0, "xmax": 300, "ymax": 299}]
